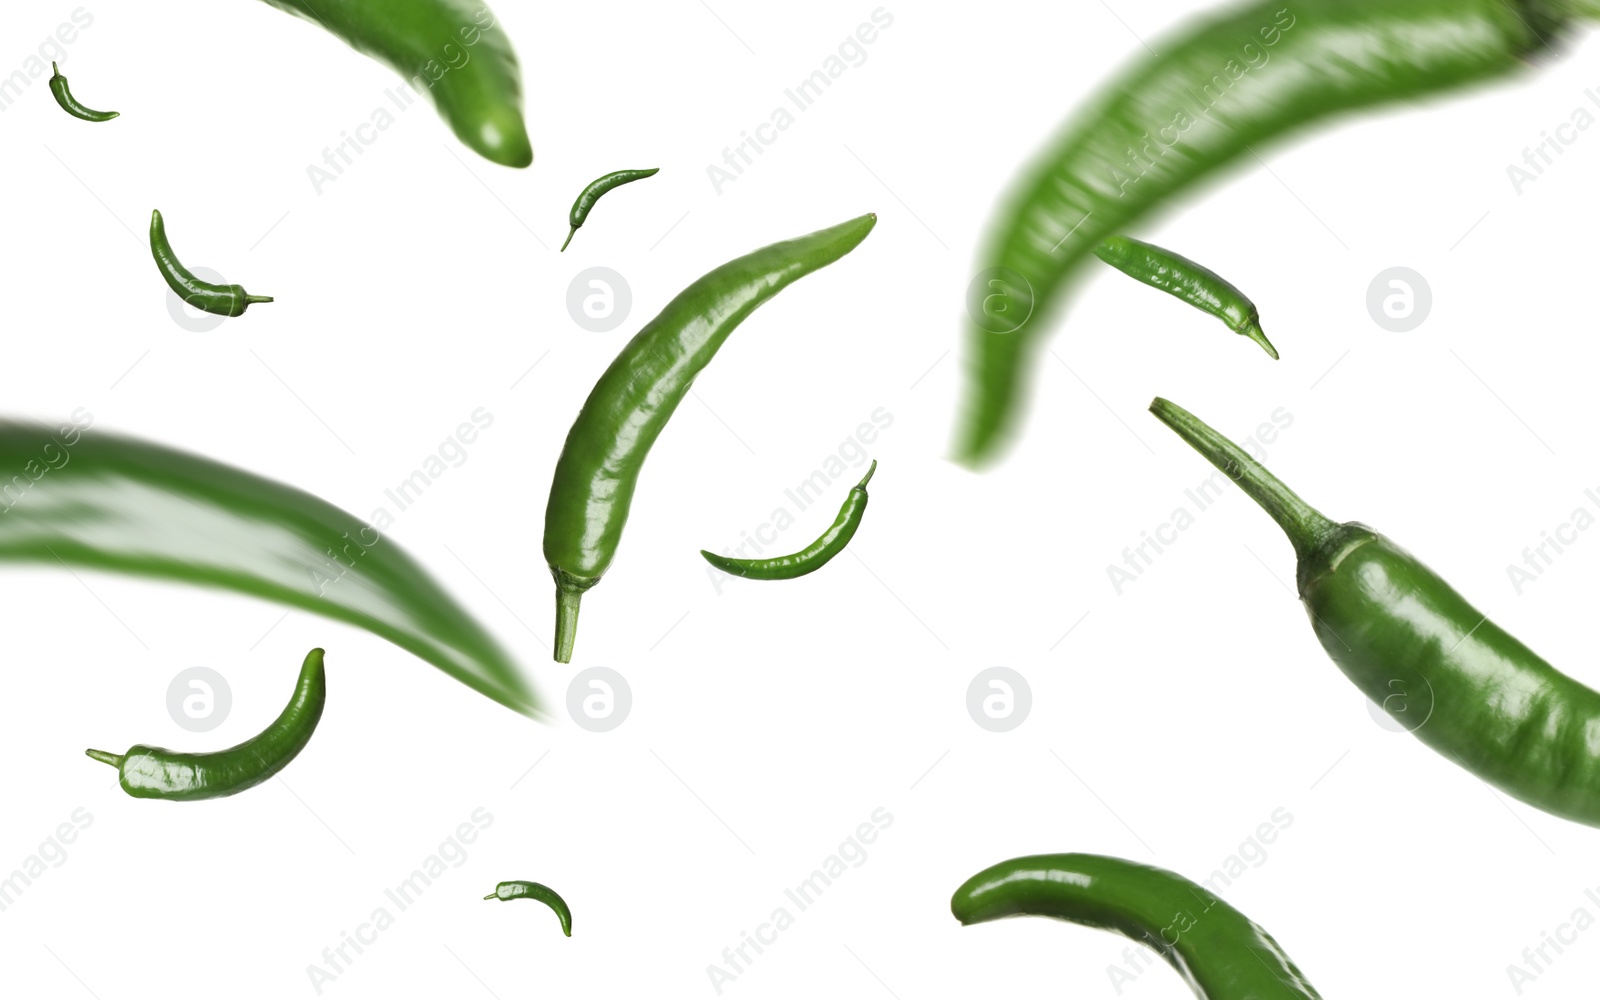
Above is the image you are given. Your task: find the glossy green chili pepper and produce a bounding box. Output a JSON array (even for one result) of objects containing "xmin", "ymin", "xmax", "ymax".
[
  {"xmin": 1151, "ymin": 397, "xmax": 1600, "ymax": 827},
  {"xmin": 484, "ymin": 881, "xmax": 572, "ymax": 936},
  {"xmin": 952, "ymin": 854, "xmax": 1323, "ymax": 999},
  {"xmin": 86, "ymin": 648, "xmax": 326, "ymax": 801},
  {"xmin": 48, "ymin": 62, "xmax": 118, "ymax": 121},
  {"xmin": 701, "ymin": 460, "xmax": 876, "ymax": 580},
  {"xmin": 561, "ymin": 168, "xmax": 660, "ymax": 251},
  {"xmin": 0, "ymin": 418, "xmax": 536, "ymax": 715},
  {"xmin": 544, "ymin": 213, "xmax": 877, "ymax": 662},
  {"xmin": 149, "ymin": 211, "xmax": 273, "ymax": 318},
  {"xmin": 1094, "ymin": 236, "xmax": 1276, "ymax": 359},
  {"xmin": 258, "ymin": 0, "xmax": 532, "ymax": 167},
  {"xmin": 956, "ymin": 0, "xmax": 1597, "ymax": 466}
]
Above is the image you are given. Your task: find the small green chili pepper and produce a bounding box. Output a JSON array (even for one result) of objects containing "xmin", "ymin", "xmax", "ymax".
[
  {"xmin": 86, "ymin": 648, "xmax": 326, "ymax": 801},
  {"xmin": 48, "ymin": 62, "xmax": 118, "ymax": 122},
  {"xmin": 561, "ymin": 168, "xmax": 660, "ymax": 251},
  {"xmin": 1151, "ymin": 397, "xmax": 1600, "ymax": 828},
  {"xmin": 484, "ymin": 881, "xmax": 572, "ymax": 936},
  {"xmin": 702, "ymin": 460, "xmax": 876, "ymax": 580},
  {"xmin": 544, "ymin": 212, "xmax": 877, "ymax": 662},
  {"xmin": 1094, "ymin": 236, "xmax": 1276, "ymax": 359},
  {"xmin": 952, "ymin": 853, "xmax": 1324, "ymax": 999},
  {"xmin": 149, "ymin": 210, "xmax": 273, "ymax": 318},
  {"xmin": 956, "ymin": 0, "xmax": 1600, "ymax": 466}
]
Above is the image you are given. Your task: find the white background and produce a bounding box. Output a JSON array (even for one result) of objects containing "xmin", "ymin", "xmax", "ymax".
[{"xmin": 2, "ymin": 0, "xmax": 1599, "ymax": 997}]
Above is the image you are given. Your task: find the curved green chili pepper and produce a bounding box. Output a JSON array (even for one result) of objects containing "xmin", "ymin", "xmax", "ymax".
[
  {"xmin": 150, "ymin": 211, "xmax": 273, "ymax": 318},
  {"xmin": 1094, "ymin": 236, "xmax": 1276, "ymax": 359},
  {"xmin": 484, "ymin": 881, "xmax": 572, "ymax": 936},
  {"xmin": 952, "ymin": 854, "xmax": 1323, "ymax": 999},
  {"xmin": 1151, "ymin": 397, "xmax": 1600, "ymax": 827},
  {"xmin": 561, "ymin": 168, "xmax": 660, "ymax": 251},
  {"xmin": 543, "ymin": 212, "xmax": 877, "ymax": 662},
  {"xmin": 48, "ymin": 62, "xmax": 118, "ymax": 122},
  {"xmin": 0, "ymin": 418, "xmax": 536, "ymax": 716},
  {"xmin": 257, "ymin": 0, "xmax": 532, "ymax": 167},
  {"xmin": 955, "ymin": 0, "xmax": 1597, "ymax": 466},
  {"xmin": 87, "ymin": 648, "xmax": 327, "ymax": 801},
  {"xmin": 701, "ymin": 460, "xmax": 876, "ymax": 580}
]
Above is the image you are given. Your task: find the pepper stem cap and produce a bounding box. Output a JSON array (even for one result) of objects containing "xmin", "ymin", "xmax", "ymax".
[
  {"xmin": 554, "ymin": 584, "xmax": 582, "ymax": 663},
  {"xmin": 85, "ymin": 749, "xmax": 123, "ymax": 769}
]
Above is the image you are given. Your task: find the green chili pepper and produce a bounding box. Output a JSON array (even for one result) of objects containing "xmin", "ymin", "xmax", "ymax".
[
  {"xmin": 544, "ymin": 213, "xmax": 877, "ymax": 662},
  {"xmin": 1151, "ymin": 397, "xmax": 1600, "ymax": 827},
  {"xmin": 48, "ymin": 62, "xmax": 118, "ymax": 122},
  {"xmin": 1093, "ymin": 236, "xmax": 1276, "ymax": 359},
  {"xmin": 149, "ymin": 211, "xmax": 273, "ymax": 318},
  {"xmin": 952, "ymin": 853, "xmax": 1323, "ymax": 999},
  {"xmin": 258, "ymin": 0, "xmax": 532, "ymax": 167},
  {"xmin": 86, "ymin": 648, "xmax": 327, "ymax": 801},
  {"xmin": 955, "ymin": 0, "xmax": 1598, "ymax": 466},
  {"xmin": 561, "ymin": 168, "xmax": 661, "ymax": 251},
  {"xmin": 484, "ymin": 881, "xmax": 572, "ymax": 936},
  {"xmin": 701, "ymin": 460, "xmax": 876, "ymax": 580},
  {"xmin": 0, "ymin": 418, "xmax": 536, "ymax": 715}
]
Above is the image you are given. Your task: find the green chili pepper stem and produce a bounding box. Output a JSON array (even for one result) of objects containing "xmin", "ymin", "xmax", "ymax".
[
  {"xmin": 553, "ymin": 584, "xmax": 583, "ymax": 663},
  {"xmin": 1241, "ymin": 322, "xmax": 1279, "ymax": 360},
  {"xmin": 84, "ymin": 749, "xmax": 124, "ymax": 768},
  {"xmin": 1148, "ymin": 398, "xmax": 1337, "ymax": 561},
  {"xmin": 855, "ymin": 460, "xmax": 878, "ymax": 489},
  {"xmin": 560, "ymin": 228, "xmax": 577, "ymax": 252}
]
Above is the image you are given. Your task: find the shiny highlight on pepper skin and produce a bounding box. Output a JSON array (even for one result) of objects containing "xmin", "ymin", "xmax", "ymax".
[
  {"xmin": 1150, "ymin": 397, "xmax": 1600, "ymax": 827},
  {"xmin": 543, "ymin": 213, "xmax": 877, "ymax": 662},
  {"xmin": 952, "ymin": 854, "xmax": 1324, "ymax": 999}
]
